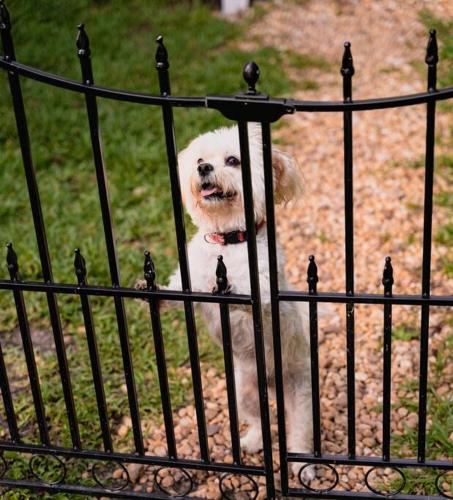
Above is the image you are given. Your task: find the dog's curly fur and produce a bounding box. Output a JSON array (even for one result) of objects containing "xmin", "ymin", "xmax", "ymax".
[{"xmin": 139, "ymin": 124, "xmax": 314, "ymax": 480}]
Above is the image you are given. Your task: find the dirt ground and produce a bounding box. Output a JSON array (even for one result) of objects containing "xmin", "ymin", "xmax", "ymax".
[{"xmin": 114, "ymin": 1, "xmax": 452, "ymax": 497}]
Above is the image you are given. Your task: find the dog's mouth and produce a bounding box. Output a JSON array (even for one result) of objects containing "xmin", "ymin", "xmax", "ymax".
[{"xmin": 200, "ymin": 182, "xmax": 236, "ymax": 201}]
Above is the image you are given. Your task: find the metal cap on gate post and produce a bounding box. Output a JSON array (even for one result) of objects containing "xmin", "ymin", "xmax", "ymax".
[
  {"xmin": 425, "ymin": 29, "xmax": 438, "ymax": 92},
  {"xmin": 341, "ymin": 41, "xmax": 354, "ymax": 102},
  {"xmin": 243, "ymin": 61, "xmax": 260, "ymax": 95},
  {"xmin": 238, "ymin": 60, "xmax": 268, "ymax": 100}
]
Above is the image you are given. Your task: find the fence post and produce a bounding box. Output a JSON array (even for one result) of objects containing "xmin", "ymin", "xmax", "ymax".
[
  {"xmin": 382, "ymin": 256, "xmax": 394, "ymax": 461},
  {"xmin": 143, "ymin": 250, "xmax": 177, "ymax": 460},
  {"xmin": 6, "ymin": 243, "xmax": 49, "ymax": 445},
  {"xmin": 341, "ymin": 40, "xmax": 356, "ymax": 459},
  {"xmin": 74, "ymin": 249, "xmax": 113, "ymax": 452},
  {"xmin": 155, "ymin": 35, "xmax": 209, "ymax": 462},
  {"xmin": 418, "ymin": 29, "xmax": 438, "ymax": 464}
]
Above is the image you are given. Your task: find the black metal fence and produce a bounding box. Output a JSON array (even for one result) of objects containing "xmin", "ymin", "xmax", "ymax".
[{"xmin": 0, "ymin": 1, "xmax": 452, "ymax": 498}]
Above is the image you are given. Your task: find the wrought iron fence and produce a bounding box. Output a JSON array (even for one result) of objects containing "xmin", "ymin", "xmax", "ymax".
[{"xmin": 0, "ymin": 1, "xmax": 452, "ymax": 498}]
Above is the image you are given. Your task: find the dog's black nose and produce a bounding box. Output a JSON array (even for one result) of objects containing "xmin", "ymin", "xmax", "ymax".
[{"xmin": 197, "ymin": 163, "xmax": 214, "ymax": 177}]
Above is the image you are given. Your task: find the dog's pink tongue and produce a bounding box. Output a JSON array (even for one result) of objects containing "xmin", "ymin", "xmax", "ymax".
[{"xmin": 201, "ymin": 186, "xmax": 220, "ymax": 197}]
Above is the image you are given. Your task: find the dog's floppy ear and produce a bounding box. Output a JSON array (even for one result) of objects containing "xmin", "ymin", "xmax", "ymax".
[{"xmin": 272, "ymin": 148, "xmax": 302, "ymax": 204}]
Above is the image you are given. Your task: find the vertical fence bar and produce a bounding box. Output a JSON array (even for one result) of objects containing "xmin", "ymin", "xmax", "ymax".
[
  {"xmin": 0, "ymin": 2, "xmax": 81, "ymax": 449},
  {"xmin": 0, "ymin": 342, "xmax": 19, "ymax": 442},
  {"xmin": 74, "ymin": 249, "xmax": 112, "ymax": 452},
  {"xmin": 143, "ymin": 251, "xmax": 177, "ymax": 459},
  {"xmin": 214, "ymin": 256, "xmax": 241, "ymax": 465},
  {"xmin": 76, "ymin": 25, "xmax": 143, "ymax": 454},
  {"xmin": 6, "ymin": 244, "xmax": 49, "ymax": 445},
  {"xmin": 307, "ymin": 256, "xmax": 322, "ymax": 457},
  {"xmin": 341, "ymin": 41, "xmax": 356, "ymax": 458},
  {"xmin": 260, "ymin": 120, "xmax": 289, "ymax": 493},
  {"xmin": 418, "ymin": 29, "xmax": 438, "ymax": 464},
  {"xmin": 382, "ymin": 257, "xmax": 394, "ymax": 461},
  {"xmin": 237, "ymin": 118, "xmax": 275, "ymax": 497},
  {"xmin": 155, "ymin": 36, "xmax": 209, "ymax": 462}
]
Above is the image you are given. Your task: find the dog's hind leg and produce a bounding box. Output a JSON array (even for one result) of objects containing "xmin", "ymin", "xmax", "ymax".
[
  {"xmin": 235, "ymin": 361, "xmax": 263, "ymax": 453},
  {"xmin": 286, "ymin": 380, "xmax": 316, "ymax": 482}
]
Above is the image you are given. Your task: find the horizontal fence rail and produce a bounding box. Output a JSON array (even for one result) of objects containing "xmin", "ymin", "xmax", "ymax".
[{"xmin": 0, "ymin": 1, "xmax": 452, "ymax": 498}]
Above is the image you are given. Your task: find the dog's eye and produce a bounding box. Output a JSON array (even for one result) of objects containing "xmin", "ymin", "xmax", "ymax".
[
  {"xmin": 197, "ymin": 158, "xmax": 204, "ymax": 165},
  {"xmin": 225, "ymin": 156, "xmax": 240, "ymax": 167}
]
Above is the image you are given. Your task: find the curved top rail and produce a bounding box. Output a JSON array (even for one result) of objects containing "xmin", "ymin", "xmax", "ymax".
[{"xmin": 1, "ymin": 59, "xmax": 452, "ymax": 114}]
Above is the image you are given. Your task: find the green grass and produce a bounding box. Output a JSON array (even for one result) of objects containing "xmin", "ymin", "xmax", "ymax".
[
  {"xmin": 393, "ymin": 324, "xmax": 419, "ymax": 342},
  {"xmin": 0, "ymin": 0, "xmax": 329, "ymax": 497},
  {"xmin": 391, "ymin": 334, "xmax": 453, "ymax": 496},
  {"xmin": 436, "ymin": 223, "xmax": 453, "ymax": 246}
]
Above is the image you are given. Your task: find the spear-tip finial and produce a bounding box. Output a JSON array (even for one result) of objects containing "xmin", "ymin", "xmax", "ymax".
[
  {"xmin": 76, "ymin": 23, "xmax": 91, "ymax": 57},
  {"xmin": 74, "ymin": 248, "xmax": 87, "ymax": 284},
  {"xmin": 425, "ymin": 29, "xmax": 438, "ymax": 66},
  {"xmin": 214, "ymin": 255, "xmax": 229, "ymax": 294},
  {"xmin": 6, "ymin": 242, "xmax": 19, "ymax": 280},
  {"xmin": 155, "ymin": 35, "xmax": 169, "ymax": 70},
  {"xmin": 0, "ymin": 0, "xmax": 11, "ymax": 30},
  {"xmin": 307, "ymin": 255, "xmax": 318, "ymax": 293},
  {"xmin": 144, "ymin": 250, "xmax": 157, "ymax": 290},
  {"xmin": 382, "ymin": 256, "xmax": 394, "ymax": 296},
  {"xmin": 341, "ymin": 41, "xmax": 354, "ymax": 77},
  {"xmin": 243, "ymin": 61, "xmax": 260, "ymax": 95}
]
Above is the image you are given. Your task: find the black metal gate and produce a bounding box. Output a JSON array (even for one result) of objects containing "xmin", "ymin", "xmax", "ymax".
[{"xmin": 0, "ymin": 1, "xmax": 452, "ymax": 498}]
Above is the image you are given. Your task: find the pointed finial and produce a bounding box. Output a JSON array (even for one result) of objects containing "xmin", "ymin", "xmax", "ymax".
[
  {"xmin": 307, "ymin": 255, "xmax": 318, "ymax": 294},
  {"xmin": 74, "ymin": 248, "xmax": 87, "ymax": 285},
  {"xmin": 214, "ymin": 255, "xmax": 229, "ymax": 294},
  {"xmin": 6, "ymin": 243, "xmax": 20, "ymax": 281},
  {"xmin": 425, "ymin": 29, "xmax": 438, "ymax": 92},
  {"xmin": 0, "ymin": 1, "xmax": 11, "ymax": 29},
  {"xmin": 155, "ymin": 35, "xmax": 169, "ymax": 70},
  {"xmin": 341, "ymin": 42, "xmax": 354, "ymax": 76},
  {"xmin": 243, "ymin": 61, "xmax": 260, "ymax": 95},
  {"xmin": 341, "ymin": 42, "xmax": 354, "ymax": 101},
  {"xmin": 425, "ymin": 29, "xmax": 438, "ymax": 66},
  {"xmin": 382, "ymin": 256, "xmax": 394, "ymax": 297},
  {"xmin": 76, "ymin": 23, "xmax": 90, "ymax": 57},
  {"xmin": 143, "ymin": 250, "xmax": 157, "ymax": 290}
]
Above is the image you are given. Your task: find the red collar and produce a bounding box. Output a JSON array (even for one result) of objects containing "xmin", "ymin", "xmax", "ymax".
[{"xmin": 204, "ymin": 221, "xmax": 265, "ymax": 245}]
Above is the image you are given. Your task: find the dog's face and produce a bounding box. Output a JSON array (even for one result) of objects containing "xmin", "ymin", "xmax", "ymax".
[{"xmin": 178, "ymin": 125, "xmax": 302, "ymax": 232}]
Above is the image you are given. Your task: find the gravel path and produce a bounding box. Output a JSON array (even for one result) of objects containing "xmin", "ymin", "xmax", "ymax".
[{"xmin": 116, "ymin": 1, "xmax": 452, "ymax": 497}]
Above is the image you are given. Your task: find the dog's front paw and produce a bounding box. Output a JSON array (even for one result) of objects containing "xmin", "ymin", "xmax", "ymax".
[
  {"xmin": 292, "ymin": 462, "xmax": 316, "ymax": 483},
  {"xmin": 135, "ymin": 279, "xmax": 148, "ymax": 291},
  {"xmin": 240, "ymin": 428, "xmax": 262, "ymax": 454},
  {"xmin": 212, "ymin": 282, "xmax": 232, "ymax": 295}
]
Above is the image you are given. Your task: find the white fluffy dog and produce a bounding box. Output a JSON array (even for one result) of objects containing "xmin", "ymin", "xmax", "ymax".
[{"xmin": 143, "ymin": 124, "xmax": 314, "ymax": 480}]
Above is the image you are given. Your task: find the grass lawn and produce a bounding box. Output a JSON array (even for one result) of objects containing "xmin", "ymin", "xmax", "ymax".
[{"xmin": 0, "ymin": 0, "xmax": 327, "ymax": 497}]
